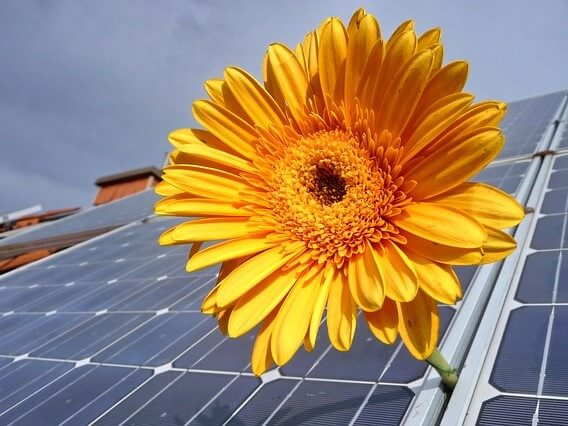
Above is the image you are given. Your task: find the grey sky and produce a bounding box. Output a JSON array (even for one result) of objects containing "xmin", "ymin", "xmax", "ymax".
[{"xmin": 1, "ymin": 0, "xmax": 567, "ymax": 214}]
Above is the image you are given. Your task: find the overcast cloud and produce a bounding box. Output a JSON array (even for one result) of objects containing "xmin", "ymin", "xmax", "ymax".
[{"xmin": 1, "ymin": 0, "xmax": 567, "ymax": 214}]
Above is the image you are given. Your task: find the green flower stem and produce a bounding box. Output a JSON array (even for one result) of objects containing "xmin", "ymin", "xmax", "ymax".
[{"xmin": 426, "ymin": 348, "xmax": 458, "ymax": 391}]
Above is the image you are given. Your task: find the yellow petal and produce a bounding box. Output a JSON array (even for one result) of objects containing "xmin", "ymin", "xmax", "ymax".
[
  {"xmin": 201, "ymin": 285, "xmax": 220, "ymax": 314},
  {"xmin": 216, "ymin": 244, "xmax": 304, "ymax": 308},
  {"xmin": 251, "ymin": 307, "xmax": 279, "ymax": 376},
  {"xmin": 192, "ymin": 100, "xmax": 258, "ymax": 159},
  {"xmin": 347, "ymin": 243, "xmax": 385, "ymax": 311},
  {"xmin": 404, "ymin": 232, "xmax": 484, "ymax": 265},
  {"xmin": 229, "ymin": 265, "xmax": 300, "ymax": 338},
  {"xmin": 162, "ymin": 165, "xmax": 247, "ymax": 201},
  {"xmin": 224, "ymin": 66, "xmax": 286, "ymax": 128},
  {"xmin": 394, "ymin": 202, "xmax": 486, "ymax": 248},
  {"xmin": 397, "ymin": 289, "xmax": 439, "ymax": 360},
  {"xmin": 168, "ymin": 128, "xmax": 229, "ymax": 154},
  {"xmin": 204, "ymin": 78, "xmax": 225, "ymax": 105},
  {"xmin": 344, "ymin": 14, "xmax": 380, "ymax": 121},
  {"xmin": 356, "ymin": 40, "xmax": 384, "ymax": 109},
  {"xmin": 217, "ymin": 308, "xmax": 232, "ymax": 335},
  {"xmin": 347, "ymin": 8, "xmax": 368, "ymax": 36},
  {"xmin": 326, "ymin": 268, "xmax": 357, "ymax": 351},
  {"xmin": 176, "ymin": 142, "xmax": 255, "ymax": 173},
  {"xmin": 172, "ymin": 218, "xmax": 260, "ymax": 243},
  {"xmin": 155, "ymin": 196, "xmax": 246, "ymax": 217},
  {"xmin": 405, "ymin": 127, "xmax": 504, "ymax": 199},
  {"xmin": 158, "ymin": 226, "xmax": 184, "ymax": 246},
  {"xmin": 187, "ymin": 236, "xmax": 283, "ymax": 272},
  {"xmin": 363, "ymin": 298, "xmax": 398, "ymax": 344},
  {"xmin": 154, "ymin": 181, "xmax": 182, "ymax": 197},
  {"xmin": 373, "ymin": 29, "xmax": 416, "ymax": 112},
  {"xmin": 406, "ymin": 251, "xmax": 462, "ymax": 304},
  {"xmin": 318, "ymin": 18, "xmax": 348, "ymax": 111},
  {"xmin": 379, "ymin": 49, "xmax": 433, "ymax": 139},
  {"xmin": 417, "ymin": 61, "xmax": 469, "ymax": 113},
  {"xmin": 271, "ymin": 271, "xmax": 322, "ymax": 365},
  {"xmin": 480, "ymin": 226, "xmax": 518, "ymax": 264},
  {"xmin": 265, "ymin": 43, "xmax": 311, "ymax": 123},
  {"xmin": 432, "ymin": 182, "xmax": 525, "ymax": 229},
  {"xmin": 417, "ymin": 28, "xmax": 441, "ymax": 50},
  {"xmin": 401, "ymin": 93, "xmax": 474, "ymax": 164},
  {"xmin": 372, "ymin": 241, "xmax": 418, "ymax": 302},
  {"xmin": 307, "ymin": 265, "xmax": 333, "ymax": 350}
]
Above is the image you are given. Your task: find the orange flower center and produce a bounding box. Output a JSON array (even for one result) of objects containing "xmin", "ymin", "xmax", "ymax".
[{"xmin": 260, "ymin": 128, "xmax": 411, "ymax": 267}]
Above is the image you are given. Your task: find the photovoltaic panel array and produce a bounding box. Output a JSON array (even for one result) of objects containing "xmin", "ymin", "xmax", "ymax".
[
  {"xmin": 442, "ymin": 142, "xmax": 568, "ymax": 422},
  {"xmin": 0, "ymin": 189, "xmax": 159, "ymax": 257},
  {"xmin": 0, "ymin": 90, "xmax": 565, "ymax": 425},
  {"xmin": 497, "ymin": 90, "xmax": 567, "ymax": 160}
]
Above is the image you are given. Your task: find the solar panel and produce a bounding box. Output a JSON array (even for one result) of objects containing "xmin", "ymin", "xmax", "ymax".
[
  {"xmin": 0, "ymin": 91, "xmax": 565, "ymax": 424},
  {"xmin": 443, "ymin": 151, "xmax": 568, "ymax": 425},
  {"xmin": 0, "ymin": 189, "xmax": 159, "ymax": 258},
  {"xmin": 497, "ymin": 90, "xmax": 567, "ymax": 160}
]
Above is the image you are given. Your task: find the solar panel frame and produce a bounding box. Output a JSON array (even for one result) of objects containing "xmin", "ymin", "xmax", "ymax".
[{"xmin": 442, "ymin": 104, "xmax": 568, "ymax": 425}]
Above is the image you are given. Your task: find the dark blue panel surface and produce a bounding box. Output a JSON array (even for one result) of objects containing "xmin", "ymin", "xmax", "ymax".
[
  {"xmin": 31, "ymin": 313, "xmax": 152, "ymax": 359},
  {"xmin": 109, "ymin": 276, "xmax": 208, "ymax": 311},
  {"xmin": 490, "ymin": 306, "xmax": 550, "ymax": 393},
  {"xmin": 169, "ymin": 277, "xmax": 217, "ymax": 311},
  {"xmin": 473, "ymin": 160, "xmax": 529, "ymax": 196},
  {"xmin": 0, "ymin": 313, "xmax": 90, "ymax": 356},
  {"xmin": 541, "ymin": 188, "xmax": 568, "ymax": 214},
  {"xmin": 227, "ymin": 379, "xmax": 299, "ymax": 425},
  {"xmin": 477, "ymin": 396, "xmax": 538, "ymax": 426},
  {"xmin": 539, "ymin": 399, "xmax": 568, "ymax": 425},
  {"xmin": 0, "ymin": 365, "xmax": 150, "ymax": 425},
  {"xmin": 516, "ymin": 251, "xmax": 558, "ymax": 303},
  {"xmin": 544, "ymin": 307, "xmax": 568, "ymax": 396},
  {"xmin": 192, "ymin": 332, "xmax": 255, "ymax": 372},
  {"xmin": 354, "ymin": 385, "xmax": 414, "ymax": 425},
  {"xmin": 454, "ymin": 266, "xmax": 478, "ymax": 294},
  {"xmin": 186, "ymin": 376, "xmax": 260, "ymax": 425},
  {"xmin": 269, "ymin": 379, "xmax": 371, "ymax": 425},
  {"xmin": 497, "ymin": 91, "xmax": 565, "ymax": 160},
  {"xmin": 280, "ymin": 326, "xmax": 331, "ymax": 377},
  {"xmin": 93, "ymin": 312, "xmax": 214, "ymax": 366},
  {"xmin": 95, "ymin": 371, "xmax": 244, "ymax": 425},
  {"xmin": 531, "ymin": 214, "xmax": 566, "ymax": 250},
  {"xmin": 0, "ymin": 360, "xmax": 73, "ymax": 414}
]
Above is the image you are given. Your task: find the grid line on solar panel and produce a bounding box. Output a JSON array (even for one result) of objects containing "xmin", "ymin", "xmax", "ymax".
[
  {"xmin": 442, "ymin": 151, "xmax": 568, "ymax": 425},
  {"xmin": 497, "ymin": 90, "xmax": 566, "ymax": 160}
]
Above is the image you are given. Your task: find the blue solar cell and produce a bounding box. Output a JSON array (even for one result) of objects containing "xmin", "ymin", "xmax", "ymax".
[
  {"xmin": 477, "ymin": 396, "xmax": 538, "ymax": 426},
  {"xmin": 307, "ymin": 318, "xmax": 397, "ymax": 382},
  {"xmin": 227, "ymin": 379, "xmax": 299, "ymax": 425},
  {"xmin": 192, "ymin": 331, "xmax": 256, "ymax": 372},
  {"xmin": 31, "ymin": 313, "xmax": 152, "ymax": 360},
  {"xmin": 0, "ymin": 365, "xmax": 150, "ymax": 425},
  {"xmin": 549, "ymin": 169, "xmax": 568, "ymax": 189},
  {"xmin": 473, "ymin": 161, "xmax": 529, "ymax": 196},
  {"xmin": 0, "ymin": 287, "xmax": 54, "ymax": 312},
  {"xmin": 353, "ymin": 385, "xmax": 414, "ymax": 425},
  {"xmin": 95, "ymin": 371, "xmax": 255, "ymax": 425},
  {"xmin": 93, "ymin": 312, "xmax": 214, "ymax": 366},
  {"xmin": 0, "ymin": 313, "xmax": 91, "ymax": 356},
  {"xmin": 269, "ymin": 379, "xmax": 371, "ymax": 425},
  {"xmin": 192, "ymin": 376, "xmax": 261, "ymax": 425},
  {"xmin": 0, "ymin": 360, "xmax": 73, "ymax": 414},
  {"xmin": 538, "ymin": 399, "xmax": 568, "ymax": 425},
  {"xmin": 543, "ymin": 307, "xmax": 568, "ymax": 396},
  {"xmin": 541, "ymin": 188, "xmax": 568, "ymax": 214},
  {"xmin": 168, "ymin": 276, "xmax": 217, "ymax": 311},
  {"xmin": 531, "ymin": 214, "xmax": 566, "ymax": 250},
  {"xmin": 454, "ymin": 266, "xmax": 478, "ymax": 294},
  {"xmin": 108, "ymin": 276, "xmax": 208, "ymax": 311},
  {"xmin": 516, "ymin": 252, "xmax": 558, "ymax": 303},
  {"xmin": 490, "ymin": 306, "xmax": 550, "ymax": 394},
  {"xmin": 16, "ymin": 284, "xmax": 101, "ymax": 313},
  {"xmin": 0, "ymin": 358, "xmax": 12, "ymax": 369}
]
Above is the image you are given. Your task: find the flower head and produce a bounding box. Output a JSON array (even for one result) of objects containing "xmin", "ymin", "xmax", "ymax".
[{"xmin": 155, "ymin": 8, "xmax": 524, "ymax": 375}]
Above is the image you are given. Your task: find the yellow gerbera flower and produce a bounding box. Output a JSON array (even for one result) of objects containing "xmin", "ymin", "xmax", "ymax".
[{"xmin": 155, "ymin": 8, "xmax": 524, "ymax": 375}]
